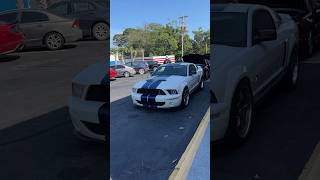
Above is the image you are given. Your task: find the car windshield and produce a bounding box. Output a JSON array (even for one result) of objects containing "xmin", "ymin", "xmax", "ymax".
[
  {"xmin": 212, "ymin": 12, "xmax": 247, "ymax": 47},
  {"xmin": 153, "ymin": 65, "xmax": 187, "ymax": 76}
]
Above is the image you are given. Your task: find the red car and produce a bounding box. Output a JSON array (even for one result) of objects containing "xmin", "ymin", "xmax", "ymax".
[
  {"xmin": 0, "ymin": 22, "xmax": 24, "ymax": 55},
  {"xmin": 110, "ymin": 68, "xmax": 117, "ymax": 79}
]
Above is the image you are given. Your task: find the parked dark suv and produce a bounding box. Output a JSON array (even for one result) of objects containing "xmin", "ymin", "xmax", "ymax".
[
  {"xmin": 183, "ymin": 54, "xmax": 210, "ymax": 80},
  {"xmin": 47, "ymin": 0, "xmax": 109, "ymax": 40},
  {"xmin": 238, "ymin": 0, "xmax": 320, "ymax": 58},
  {"xmin": 125, "ymin": 61, "xmax": 149, "ymax": 75},
  {"xmin": 145, "ymin": 60, "xmax": 160, "ymax": 72}
]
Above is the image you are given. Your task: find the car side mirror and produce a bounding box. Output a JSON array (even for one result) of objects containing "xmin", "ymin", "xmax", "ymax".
[{"xmin": 254, "ymin": 28, "xmax": 277, "ymax": 44}]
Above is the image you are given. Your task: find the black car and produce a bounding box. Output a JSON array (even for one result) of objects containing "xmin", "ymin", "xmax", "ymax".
[
  {"xmin": 183, "ymin": 54, "xmax": 210, "ymax": 80},
  {"xmin": 145, "ymin": 60, "xmax": 159, "ymax": 72},
  {"xmin": 125, "ymin": 61, "xmax": 149, "ymax": 75},
  {"xmin": 237, "ymin": 0, "xmax": 320, "ymax": 58},
  {"xmin": 47, "ymin": 0, "xmax": 109, "ymax": 40}
]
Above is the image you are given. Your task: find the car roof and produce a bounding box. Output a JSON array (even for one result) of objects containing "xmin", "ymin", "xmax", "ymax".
[
  {"xmin": 212, "ymin": 3, "xmax": 264, "ymax": 13},
  {"xmin": 162, "ymin": 63, "xmax": 192, "ymax": 67}
]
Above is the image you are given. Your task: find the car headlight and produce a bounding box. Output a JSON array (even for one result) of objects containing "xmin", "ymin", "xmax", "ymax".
[
  {"xmin": 132, "ymin": 88, "xmax": 138, "ymax": 93},
  {"xmin": 166, "ymin": 89, "xmax": 178, "ymax": 95},
  {"xmin": 72, "ymin": 83, "xmax": 86, "ymax": 98}
]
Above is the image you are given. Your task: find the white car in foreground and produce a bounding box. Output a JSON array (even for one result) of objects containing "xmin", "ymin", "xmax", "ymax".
[
  {"xmin": 132, "ymin": 63, "xmax": 204, "ymax": 108},
  {"xmin": 68, "ymin": 61, "xmax": 107, "ymax": 141},
  {"xmin": 211, "ymin": 4, "xmax": 299, "ymax": 144}
]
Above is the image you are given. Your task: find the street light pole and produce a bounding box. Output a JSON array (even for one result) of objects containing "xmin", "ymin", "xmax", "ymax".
[{"xmin": 179, "ymin": 16, "xmax": 188, "ymax": 57}]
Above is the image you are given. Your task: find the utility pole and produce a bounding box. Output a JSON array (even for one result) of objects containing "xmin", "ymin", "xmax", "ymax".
[{"xmin": 179, "ymin": 16, "xmax": 188, "ymax": 57}]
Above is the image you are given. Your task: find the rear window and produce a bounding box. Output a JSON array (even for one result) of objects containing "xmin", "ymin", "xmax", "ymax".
[
  {"xmin": 0, "ymin": 12, "xmax": 18, "ymax": 24},
  {"xmin": 21, "ymin": 12, "xmax": 49, "ymax": 23}
]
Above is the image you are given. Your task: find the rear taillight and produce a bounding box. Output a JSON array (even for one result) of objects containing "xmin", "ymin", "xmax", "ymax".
[{"xmin": 72, "ymin": 19, "xmax": 80, "ymax": 28}]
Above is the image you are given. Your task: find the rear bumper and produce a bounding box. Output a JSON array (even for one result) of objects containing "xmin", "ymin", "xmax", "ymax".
[{"xmin": 64, "ymin": 29, "xmax": 83, "ymax": 42}]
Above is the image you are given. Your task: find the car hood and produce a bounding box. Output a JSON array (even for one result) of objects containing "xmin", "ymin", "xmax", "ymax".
[
  {"xmin": 134, "ymin": 75, "xmax": 187, "ymax": 90},
  {"xmin": 73, "ymin": 61, "xmax": 107, "ymax": 85},
  {"xmin": 212, "ymin": 44, "xmax": 245, "ymax": 69}
]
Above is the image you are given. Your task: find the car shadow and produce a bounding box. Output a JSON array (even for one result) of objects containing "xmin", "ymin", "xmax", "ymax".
[
  {"xmin": 212, "ymin": 63, "xmax": 320, "ymax": 179},
  {"xmin": 0, "ymin": 106, "xmax": 107, "ymax": 180},
  {"xmin": 0, "ymin": 55, "xmax": 20, "ymax": 63},
  {"xmin": 20, "ymin": 44, "xmax": 77, "ymax": 53}
]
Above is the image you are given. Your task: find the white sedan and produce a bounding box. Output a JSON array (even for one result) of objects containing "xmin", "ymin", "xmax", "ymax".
[
  {"xmin": 211, "ymin": 4, "xmax": 299, "ymax": 144},
  {"xmin": 68, "ymin": 61, "xmax": 107, "ymax": 141},
  {"xmin": 131, "ymin": 63, "xmax": 204, "ymax": 108}
]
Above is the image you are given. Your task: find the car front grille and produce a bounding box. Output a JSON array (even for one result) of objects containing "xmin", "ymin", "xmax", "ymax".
[
  {"xmin": 81, "ymin": 121, "xmax": 105, "ymax": 135},
  {"xmin": 136, "ymin": 100, "xmax": 165, "ymax": 106},
  {"xmin": 85, "ymin": 85, "xmax": 108, "ymax": 102},
  {"xmin": 137, "ymin": 88, "xmax": 166, "ymax": 95}
]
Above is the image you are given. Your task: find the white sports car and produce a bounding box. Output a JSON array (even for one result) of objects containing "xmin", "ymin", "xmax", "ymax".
[
  {"xmin": 68, "ymin": 61, "xmax": 107, "ymax": 141},
  {"xmin": 131, "ymin": 63, "xmax": 204, "ymax": 108},
  {"xmin": 211, "ymin": 4, "xmax": 299, "ymax": 144}
]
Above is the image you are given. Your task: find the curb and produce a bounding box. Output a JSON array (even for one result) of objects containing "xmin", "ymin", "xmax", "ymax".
[
  {"xmin": 169, "ymin": 108, "xmax": 210, "ymax": 180},
  {"xmin": 298, "ymin": 142, "xmax": 320, "ymax": 180}
]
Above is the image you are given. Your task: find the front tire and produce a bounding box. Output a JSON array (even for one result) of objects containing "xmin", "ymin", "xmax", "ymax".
[
  {"xmin": 225, "ymin": 80, "xmax": 253, "ymax": 145},
  {"xmin": 92, "ymin": 22, "xmax": 108, "ymax": 40},
  {"xmin": 138, "ymin": 69, "xmax": 145, "ymax": 75},
  {"xmin": 180, "ymin": 88, "xmax": 190, "ymax": 108}
]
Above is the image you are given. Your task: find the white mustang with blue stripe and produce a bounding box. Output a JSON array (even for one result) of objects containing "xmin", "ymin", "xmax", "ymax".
[
  {"xmin": 131, "ymin": 63, "xmax": 204, "ymax": 108},
  {"xmin": 68, "ymin": 61, "xmax": 107, "ymax": 141}
]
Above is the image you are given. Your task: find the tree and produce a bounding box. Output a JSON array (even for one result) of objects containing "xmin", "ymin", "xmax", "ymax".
[{"xmin": 111, "ymin": 21, "xmax": 209, "ymax": 58}]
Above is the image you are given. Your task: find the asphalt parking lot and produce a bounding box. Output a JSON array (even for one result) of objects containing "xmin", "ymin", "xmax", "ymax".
[
  {"xmin": 212, "ymin": 51, "xmax": 320, "ymax": 180},
  {"xmin": 0, "ymin": 40, "xmax": 107, "ymax": 180},
  {"xmin": 110, "ymin": 75, "xmax": 209, "ymax": 180}
]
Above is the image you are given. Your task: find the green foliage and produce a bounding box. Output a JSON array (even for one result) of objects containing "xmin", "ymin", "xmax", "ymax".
[{"xmin": 111, "ymin": 22, "xmax": 210, "ymax": 58}]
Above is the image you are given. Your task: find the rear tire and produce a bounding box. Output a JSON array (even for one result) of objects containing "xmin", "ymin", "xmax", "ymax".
[
  {"xmin": 45, "ymin": 32, "xmax": 64, "ymax": 50},
  {"xmin": 124, "ymin": 71, "xmax": 130, "ymax": 78},
  {"xmin": 225, "ymin": 80, "xmax": 253, "ymax": 145},
  {"xmin": 198, "ymin": 79, "xmax": 204, "ymax": 90},
  {"xmin": 283, "ymin": 49, "xmax": 299, "ymax": 90},
  {"xmin": 306, "ymin": 31, "xmax": 314, "ymax": 58}
]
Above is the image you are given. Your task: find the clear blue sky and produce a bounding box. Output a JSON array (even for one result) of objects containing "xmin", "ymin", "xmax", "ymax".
[{"xmin": 110, "ymin": 0, "xmax": 210, "ymax": 46}]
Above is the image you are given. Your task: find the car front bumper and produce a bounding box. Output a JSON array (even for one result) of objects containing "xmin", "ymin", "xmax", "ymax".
[
  {"xmin": 68, "ymin": 96, "xmax": 105, "ymax": 141},
  {"xmin": 131, "ymin": 93, "xmax": 182, "ymax": 108},
  {"xmin": 211, "ymin": 102, "xmax": 229, "ymax": 141}
]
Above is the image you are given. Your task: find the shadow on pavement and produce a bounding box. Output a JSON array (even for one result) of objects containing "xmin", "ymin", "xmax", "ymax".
[
  {"xmin": 0, "ymin": 55, "xmax": 20, "ymax": 63},
  {"xmin": 20, "ymin": 44, "xmax": 77, "ymax": 53},
  {"xmin": 110, "ymin": 85, "xmax": 209, "ymax": 180},
  {"xmin": 212, "ymin": 63, "xmax": 320, "ymax": 179},
  {"xmin": 0, "ymin": 107, "xmax": 107, "ymax": 180}
]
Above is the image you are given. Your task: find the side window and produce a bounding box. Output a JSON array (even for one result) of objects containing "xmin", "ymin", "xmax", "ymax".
[
  {"xmin": 252, "ymin": 10, "xmax": 276, "ymax": 45},
  {"xmin": 118, "ymin": 65, "xmax": 125, "ymax": 68},
  {"xmin": 189, "ymin": 65, "xmax": 196, "ymax": 75},
  {"xmin": 0, "ymin": 12, "xmax": 18, "ymax": 24},
  {"xmin": 48, "ymin": 2, "xmax": 68, "ymax": 16},
  {"xmin": 21, "ymin": 12, "xmax": 49, "ymax": 23},
  {"xmin": 74, "ymin": 2, "xmax": 92, "ymax": 13}
]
